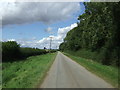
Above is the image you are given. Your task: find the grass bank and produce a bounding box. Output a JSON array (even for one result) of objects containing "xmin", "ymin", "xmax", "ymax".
[
  {"xmin": 64, "ymin": 49, "xmax": 119, "ymax": 66},
  {"xmin": 2, "ymin": 52, "xmax": 57, "ymax": 88},
  {"xmin": 63, "ymin": 52, "xmax": 119, "ymax": 88},
  {"xmin": 0, "ymin": 63, "xmax": 2, "ymax": 89}
]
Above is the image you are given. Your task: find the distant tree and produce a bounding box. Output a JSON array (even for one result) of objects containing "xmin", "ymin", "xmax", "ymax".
[{"xmin": 44, "ymin": 47, "xmax": 46, "ymax": 49}]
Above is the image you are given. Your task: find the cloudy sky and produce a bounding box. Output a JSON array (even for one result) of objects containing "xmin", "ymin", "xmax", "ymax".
[{"xmin": 1, "ymin": 1, "xmax": 86, "ymax": 49}]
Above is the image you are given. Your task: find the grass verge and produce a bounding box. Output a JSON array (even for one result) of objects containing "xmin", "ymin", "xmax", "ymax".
[
  {"xmin": 0, "ymin": 63, "xmax": 2, "ymax": 89},
  {"xmin": 63, "ymin": 52, "xmax": 119, "ymax": 88},
  {"xmin": 2, "ymin": 52, "xmax": 57, "ymax": 88}
]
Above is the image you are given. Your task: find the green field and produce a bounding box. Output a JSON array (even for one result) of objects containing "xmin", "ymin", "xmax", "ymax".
[
  {"xmin": 2, "ymin": 52, "xmax": 57, "ymax": 88},
  {"xmin": 63, "ymin": 52, "xmax": 119, "ymax": 88}
]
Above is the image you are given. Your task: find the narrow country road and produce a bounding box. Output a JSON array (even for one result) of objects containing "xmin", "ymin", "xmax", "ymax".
[{"xmin": 40, "ymin": 51, "xmax": 113, "ymax": 88}]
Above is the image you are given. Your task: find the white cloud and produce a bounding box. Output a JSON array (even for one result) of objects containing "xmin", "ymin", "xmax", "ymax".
[
  {"xmin": 1, "ymin": 2, "xmax": 80, "ymax": 26},
  {"xmin": 5, "ymin": 23, "xmax": 77, "ymax": 49},
  {"xmin": 3, "ymin": 23, "xmax": 77, "ymax": 49},
  {"xmin": 0, "ymin": 0, "xmax": 90, "ymax": 2},
  {"xmin": 7, "ymin": 39, "xmax": 16, "ymax": 41}
]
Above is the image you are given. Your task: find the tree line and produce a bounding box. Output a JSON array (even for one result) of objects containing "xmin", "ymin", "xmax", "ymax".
[
  {"xmin": 2, "ymin": 41, "xmax": 56, "ymax": 62},
  {"xmin": 59, "ymin": 2, "xmax": 120, "ymax": 67}
]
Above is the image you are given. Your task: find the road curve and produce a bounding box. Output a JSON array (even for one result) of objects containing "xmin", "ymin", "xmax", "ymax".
[{"xmin": 40, "ymin": 51, "xmax": 113, "ymax": 88}]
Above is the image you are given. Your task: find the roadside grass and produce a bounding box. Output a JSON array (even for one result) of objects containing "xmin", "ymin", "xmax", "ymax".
[
  {"xmin": 2, "ymin": 52, "xmax": 57, "ymax": 88},
  {"xmin": 0, "ymin": 63, "xmax": 2, "ymax": 89},
  {"xmin": 63, "ymin": 52, "xmax": 119, "ymax": 88}
]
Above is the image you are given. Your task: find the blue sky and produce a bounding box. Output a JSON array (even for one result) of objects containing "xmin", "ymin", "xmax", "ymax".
[{"xmin": 2, "ymin": 2, "xmax": 85, "ymax": 49}]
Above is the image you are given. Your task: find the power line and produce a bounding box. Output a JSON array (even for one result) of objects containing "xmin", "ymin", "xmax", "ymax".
[{"xmin": 49, "ymin": 36, "xmax": 53, "ymax": 50}]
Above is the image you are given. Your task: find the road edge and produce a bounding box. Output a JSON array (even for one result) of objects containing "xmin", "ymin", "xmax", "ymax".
[
  {"xmin": 62, "ymin": 52, "xmax": 118, "ymax": 88},
  {"xmin": 36, "ymin": 52, "xmax": 58, "ymax": 88}
]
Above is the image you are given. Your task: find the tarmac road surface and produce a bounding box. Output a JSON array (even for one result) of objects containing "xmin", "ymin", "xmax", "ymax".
[{"xmin": 40, "ymin": 51, "xmax": 113, "ymax": 88}]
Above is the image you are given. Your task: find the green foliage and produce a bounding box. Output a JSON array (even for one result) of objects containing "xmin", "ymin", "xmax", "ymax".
[
  {"xmin": 2, "ymin": 53, "xmax": 57, "ymax": 88},
  {"xmin": 0, "ymin": 42, "xmax": 2, "ymax": 63},
  {"xmin": 2, "ymin": 41, "xmax": 50, "ymax": 62},
  {"xmin": 59, "ymin": 2, "xmax": 120, "ymax": 67},
  {"xmin": 64, "ymin": 52, "xmax": 119, "ymax": 87},
  {"xmin": 49, "ymin": 49, "xmax": 58, "ymax": 53},
  {"xmin": 2, "ymin": 41, "xmax": 21, "ymax": 61},
  {"xmin": 59, "ymin": 42, "xmax": 66, "ymax": 51},
  {"xmin": 20, "ymin": 47, "xmax": 47, "ymax": 58}
]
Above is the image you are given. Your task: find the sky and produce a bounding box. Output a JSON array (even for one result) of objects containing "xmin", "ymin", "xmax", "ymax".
[{"xmin": 1, "ymin": 2, "xmax": 86, "ymax": 49}]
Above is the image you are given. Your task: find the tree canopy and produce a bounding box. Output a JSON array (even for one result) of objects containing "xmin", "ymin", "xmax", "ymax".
[{"xmin": 59, "ymin": 2, "xmax": 120, "ymax": 66}]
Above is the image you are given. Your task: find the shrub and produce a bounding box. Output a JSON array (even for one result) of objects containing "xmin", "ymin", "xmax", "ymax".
[
  {"xmin": 20, "ymin": 47, "xmax": 47, "ymax": 58},
  {"xmin": 2, "ymin": 41, "xmax": 20, "ymax": 62},
  {"xmin": 2, "ymin": 41, "xmax": 50, "ymax": 62}
]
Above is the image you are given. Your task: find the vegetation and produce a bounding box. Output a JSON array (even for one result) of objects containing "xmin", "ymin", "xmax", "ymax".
[
  {"xmin": 2, "ymin": 40, "xmax": 57, "ymax": 88},
  {"xmin": 59, "ymin": 2, "xmax": 120, "ymax": 67},
  {"xmin": 20, "ymin": 47, "xmax": 47, "ymax": 58},
  {"xmin": 0, "ymin": 40, "xmax": 1, "ymax": 56},
  {"xmin": 0, "ymin": 63, "xmax": 1, "ymax": 89},
  {"xmin": 2, "ymin": 52, "xmax": 57, "ymax": 88},
  {"xmin": 2, "ymin": 41, "xmax": 21, "ymax": 61},
  {"xmin": 2, "ymin": 41, "xmax": 57, "ymax": 62},
  {"xmin": 64, "ymin": 52, "xmax": 119, "ymax": 87}
]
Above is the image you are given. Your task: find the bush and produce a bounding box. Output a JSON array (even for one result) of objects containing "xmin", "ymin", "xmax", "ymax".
[
  {"xmin": 49, "ymin": 49, "xmax": 58, "ymax": 53},
  {"xmin": 20, "ymin": 47, "xmax": 47, "ymax": 58},
  {"xmin": 2, "ymin": 41, "xmax": 20, "ymax": 62},
  {"xmin": 2, "ymin": 41, "xmax": 50, "ymax": 62}
]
